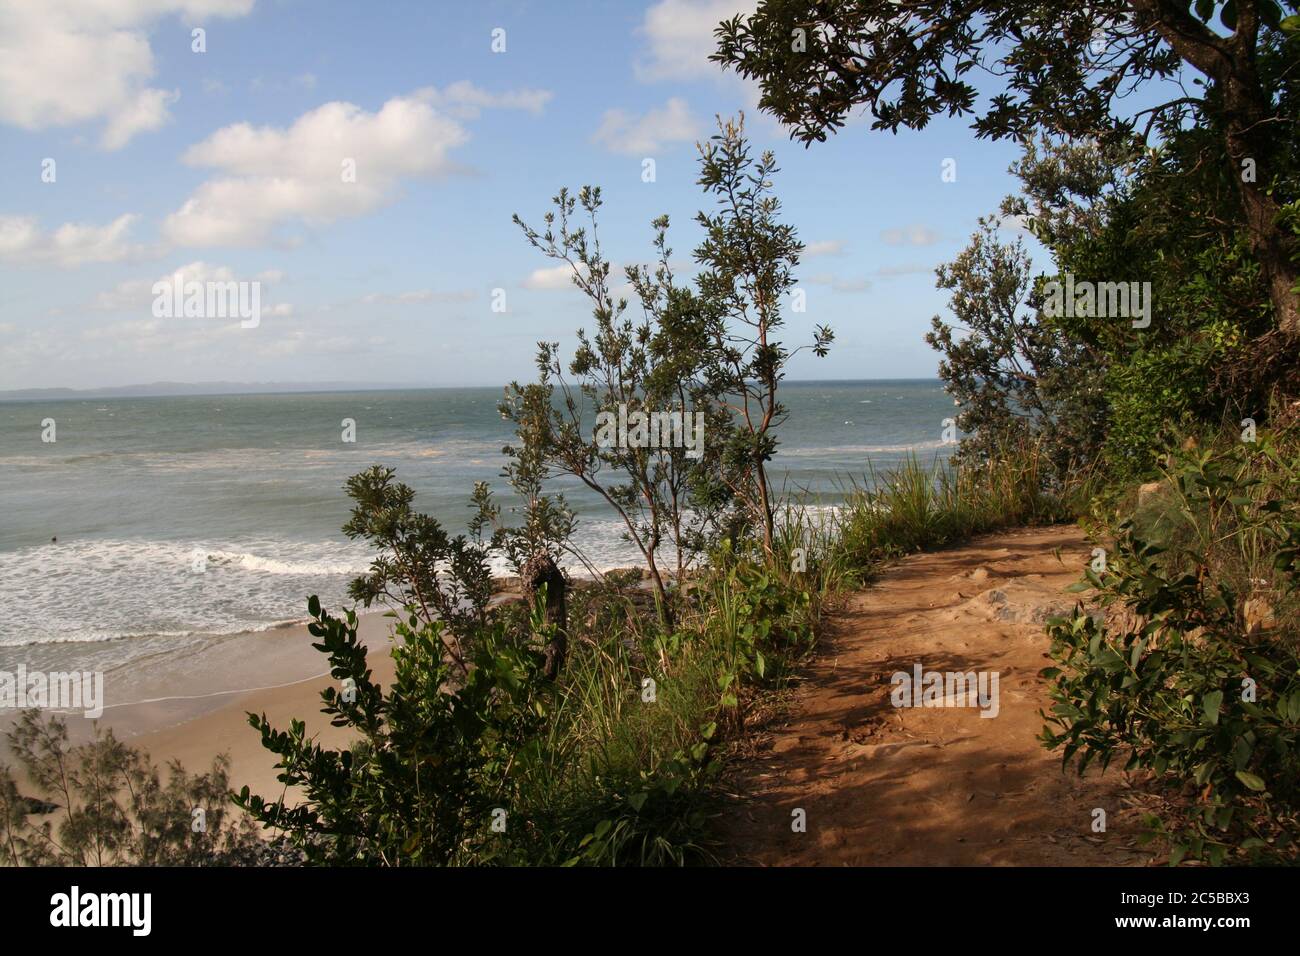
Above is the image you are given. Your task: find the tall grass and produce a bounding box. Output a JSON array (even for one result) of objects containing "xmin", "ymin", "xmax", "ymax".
[{"xmin": 833, "ymin": 442, "xmax": 1073, "ymax": 571}]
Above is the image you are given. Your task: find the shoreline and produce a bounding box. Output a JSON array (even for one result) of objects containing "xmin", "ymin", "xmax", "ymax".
[
  {"xmin": 0, "ymin": 609, "xmax": 400, "ymax": 800},
  {"xmin": 1, "ymin": 574, "xmax": 572, "ymax": 799}
]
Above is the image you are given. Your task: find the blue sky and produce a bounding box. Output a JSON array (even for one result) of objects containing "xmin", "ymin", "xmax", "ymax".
[{"xmin": 0, "ymin": 0, "xmax": 1039, "ymax": 391}]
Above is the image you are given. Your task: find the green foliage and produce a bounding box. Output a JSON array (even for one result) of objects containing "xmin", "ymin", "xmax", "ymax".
[
  {"xmin": 235, "ymin": 599, "xmax": 549, "ymax": 866},
  {"xmin": 694, "ymin": 115, "xmax": 834, "ymax": 556},
  {"xmin": 713, "ymin": 0, "xmax": 1299, "ymax": 326},
  {"xmin": 706, "ymin": 544, "xmax": 816, "ymax": 688},
  {"xmin": 1041, "ymin": 445, "xmax": 1300, "ymax": 864},
  {"xmin": 926, "ymin": 212, "xmax": 1107, "ymax": 479},
  {"xmin": 1, "ymin": 710, "xmax": 259, "ymax": 866},
  {"xmin": 508, "ymin": 185, "xmax": 732, "ymax": 618},
  {"xmin": 343, "ymin": 465, "xmax": 493, "ymax": 672}
]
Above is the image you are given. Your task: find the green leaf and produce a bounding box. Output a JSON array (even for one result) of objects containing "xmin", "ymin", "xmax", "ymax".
[
  {"xmin": 1287, "ymin": 690, "xmax": 1300, "ymax": 723},
  {"xmin": 1195, "ymin": 0, "xmax": 1214, "ymax": 22},
  {"xmin": 1234, "ymin": 770, "xmax": 1266, "ymax": 792},
  {"xmin": 1202, "ymin": 689, "xmax": 1223, "ymax": 726}
]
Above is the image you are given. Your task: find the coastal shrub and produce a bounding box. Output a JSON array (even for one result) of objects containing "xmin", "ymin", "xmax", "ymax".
[
  {"xmin": 0, "ymin": 710, "xmax": 259, "ymax": 866},
  {"xmin": 507, "ymin": 116, "xmax": 835, "ymax": 618},
  {"xmin": 508, "ymin": 186, "xmax": 733, "ymax": 620},
  {"xmin": 235, "ymin": 598, "xmax": 548, "ymax": 865},
  {"xmin": 925, "ymin": 208, "xmax": 1108, "ymax": 482},
  {"xmin": 343, "ymin": 465, "xmax": 494, "ymax": 674},
  {"xmin": 1126, "ymin": 428, "xmax": 1300, "ymax": 612},
  {"xmin": 1040, "ymin": 448, "xmax": 1300, "ymax": 864}
]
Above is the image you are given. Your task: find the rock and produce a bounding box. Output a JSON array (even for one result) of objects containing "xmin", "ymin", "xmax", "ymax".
[
  {"xmin": 1137, "ymin": 481, "xmax": 1163, "ymax": 506},
  {"xmin": 1244, "ymin": 596, "xmax": 1276, "ymax": 634}
]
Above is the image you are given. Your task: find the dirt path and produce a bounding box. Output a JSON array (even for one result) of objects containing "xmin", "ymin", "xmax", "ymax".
[{"xmin": 720, "ymin": 525, "xmax": 1152, "ymax": 866}]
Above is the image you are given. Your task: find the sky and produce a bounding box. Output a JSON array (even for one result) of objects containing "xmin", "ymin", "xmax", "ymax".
[{"xmin": 0, "ymin": 0, "xmax": 1040, "ymax": 391}]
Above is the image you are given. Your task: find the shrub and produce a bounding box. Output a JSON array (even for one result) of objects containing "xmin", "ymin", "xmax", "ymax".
[
  {"xmin": 1, "ymin": 710, "xmax": 259, "ymax": 866},
  {"xmin": 1041, "ymin": 447, "xmax": 1300, "ymax": 864},
  {"xmin": 235, "ymin": 598, "xmax": 549, "ymax": 866}
]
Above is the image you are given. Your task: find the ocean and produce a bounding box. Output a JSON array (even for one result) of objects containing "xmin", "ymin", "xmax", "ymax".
[{"xmin": 0, "ymin": 381, "xmax": 954, "ymax": 671}]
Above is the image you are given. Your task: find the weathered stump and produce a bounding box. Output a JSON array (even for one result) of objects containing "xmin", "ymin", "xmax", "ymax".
[{"xmin": 522, "ymin": 553, "xmax": 567, "ymax": 680}]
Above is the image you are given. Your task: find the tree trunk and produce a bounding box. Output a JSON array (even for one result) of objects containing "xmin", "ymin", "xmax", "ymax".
[
  {"xmin": 644, "ymin": 552, "xmax": 675, "ymax": 629},
  {"xmin": 1138, "ymin": 1, "xmax": 1300, "ymax": 333},
  {"xmin": 1223, "ymin": 103, "xmax": 1299, "ymax": 335}
]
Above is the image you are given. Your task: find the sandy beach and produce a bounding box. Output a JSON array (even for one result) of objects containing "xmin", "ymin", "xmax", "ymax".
[{"xmin": 1, "ymin": 611, "xmax": 399, "ymax": 802}]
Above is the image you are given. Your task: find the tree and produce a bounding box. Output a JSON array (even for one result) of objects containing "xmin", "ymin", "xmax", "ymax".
[
  {"xmin": 1, "ymin": 710, "xmax": 258, "ymax": 866},
  {"xmin": 693, "ymin": 115, "xmax": 833, "ymax": 557},
  {"xmin": 510, "ymin": 189, "xmax": 725, "ymax": 625},
  {"xmin": 713, "ymin": 1, "xmax": 1300, "ymax": 332},
  {"xmin": 925, "ymin": 213, "xmax": 1108, "ymax": 476}
]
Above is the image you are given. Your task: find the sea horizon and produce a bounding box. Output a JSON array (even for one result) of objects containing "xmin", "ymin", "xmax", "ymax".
[{"xmin": 0, "ymin": 375, "xmax": 944, "ymax": 403}]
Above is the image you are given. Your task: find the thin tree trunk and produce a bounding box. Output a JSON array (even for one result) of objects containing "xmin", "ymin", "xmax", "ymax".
[{"xmin": 1136, "ymin": 0, "xmax": 1299, "ymax": 332}]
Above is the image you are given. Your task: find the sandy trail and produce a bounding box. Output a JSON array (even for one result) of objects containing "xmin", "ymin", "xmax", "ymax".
[{"xmin": 720, "ymin": 525, "xmax": 1150, "ymax": 866}]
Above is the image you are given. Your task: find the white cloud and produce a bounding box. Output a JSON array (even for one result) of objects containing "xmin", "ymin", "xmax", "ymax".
[
  {"xmin": 522, "ymin": 264, "xmax": 584, "ymax": 291},
  {"xmin": 0, "ymin": 214, "xmax": 144, "ymax": 268},
  {"xmin": 875, "ymin": 263, "xmax": 935, "ymax": 278},
  {"xmin": 591, "ymin": 97, "xmax": 699, "ymax": 155},
  {"xmin": 0, "ymin": 0, "xmax": 256, "ymax": 149},
  {"xmin": 164, "ymin": 86, "xmax": 548, "ymax": 247},
  {"xmin": 805, "ymin": 240, "xmax": 846, "ymax": 258},
  {"xmin": 93, "ymin": 261, "xmax": 288, "ymax": 312},
  {"xmin": 636, "ymin": 0, "xmax": 757, "ymax": 82},
  {"xmin": 416, "ymin": 81, "xmax": 553, "ymax": 119},
  {"xmin": 998, "ymin": 213, "xmax": 1032, "ymax": 235},
  {"xmin": 881, "ymin": 225, "xmax": 941, "ymax": 247}
]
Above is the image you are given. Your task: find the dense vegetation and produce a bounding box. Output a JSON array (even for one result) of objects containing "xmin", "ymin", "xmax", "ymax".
[{"xmin": 3, "ymin": 1, "xmax": 1296, "ymax": 868}]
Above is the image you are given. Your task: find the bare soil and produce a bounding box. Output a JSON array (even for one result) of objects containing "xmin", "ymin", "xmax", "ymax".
[{"xmin": 719, "ymin": 525, "xmax": 1154, "ymax": 866}]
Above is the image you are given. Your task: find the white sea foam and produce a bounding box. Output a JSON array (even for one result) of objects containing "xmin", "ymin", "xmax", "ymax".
[{"xmin": 0, "ymin": 523, "xmax": 646, "ymax": 658}]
